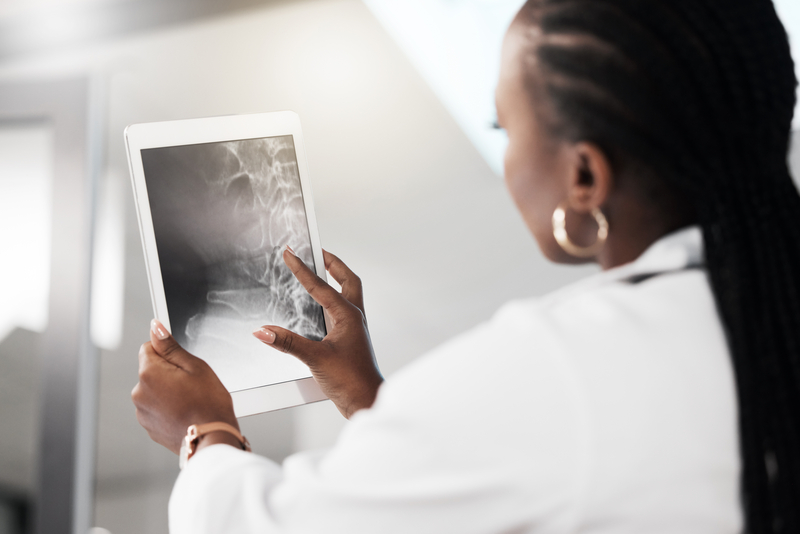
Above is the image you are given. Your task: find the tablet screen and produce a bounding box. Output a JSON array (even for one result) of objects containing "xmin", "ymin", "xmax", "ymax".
[{"xmin": 140, "ymin": 135, "xmax": 325, "ymax": 392}]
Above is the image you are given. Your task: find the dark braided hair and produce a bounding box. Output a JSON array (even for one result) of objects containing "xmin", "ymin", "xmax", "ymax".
[{"xmin": 515, "ymin": 0, "xmax": 800, "ymax": 531}]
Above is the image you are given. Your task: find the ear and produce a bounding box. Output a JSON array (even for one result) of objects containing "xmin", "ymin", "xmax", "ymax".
[{"xmin": 565, "ymin": 142, "xmax": 613, "ymax": 213}]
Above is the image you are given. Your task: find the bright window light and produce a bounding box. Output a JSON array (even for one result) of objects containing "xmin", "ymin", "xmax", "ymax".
[
  {"xmin": 90, "ymin": 170, "xmax": 125, "ymax": 351},
  {"xmin": 364, "ymin": 0, "xmax": 800, "ymax": 171},
  {"xmin": 774, "ymin": 0, "xmax": 800, "ymax": 129},
  {"xmin": 362, "ymin": 0, "xmax": 524, "ymax": 176},
  {"xmin": 0, "ymin": 122, "xmax": 53, "ymax": 343}
]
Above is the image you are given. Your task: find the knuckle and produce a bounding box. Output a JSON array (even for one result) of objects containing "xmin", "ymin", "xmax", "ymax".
[
  {"xmin": 306, "ymin": 283, "xmax": 319, "ymax": 297},
  {"xmin": 280, "ymin": 334, "xmax": 294, "ymax": 354},
  {"xmin": 288, "ymin": 261, "xmax": 303, "ymax": 276},
  {"xmin": 327, "ymin": 301, "xmax": 345, "ymax": 317},
  {"xmin": 131, "ymin": 384, "xmax": 147, "ymax": 412},
  {"xmin": 138, "ymin": 364, "xmax": 151, "ymax": 381},
  {"xmin": 160, "ymin": 342, "xmax": 180, "ymax": 358}
]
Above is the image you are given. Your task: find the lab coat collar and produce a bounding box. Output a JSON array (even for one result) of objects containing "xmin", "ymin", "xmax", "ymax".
[
  {"xmin": 601, "ymin": 224, "xmax": 703, "ymax": 284},
  {"xmin": 554, "ymin": 225, "xmax": 704, "ymax": 297},
  {"xmin": 621, "ymin": 225, "xmax": 704, "ymax": 276}
]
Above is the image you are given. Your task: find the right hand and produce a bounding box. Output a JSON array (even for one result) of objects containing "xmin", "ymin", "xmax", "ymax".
[
  {"xmin": 133, "ymin": 320, "xmax": 240, "ymax": 455},
  {"xmin": 253, "ymin": 248, "xmax": 383, "ymax": 419}
]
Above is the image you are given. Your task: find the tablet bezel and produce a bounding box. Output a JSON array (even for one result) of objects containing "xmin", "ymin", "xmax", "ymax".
[{"xmin": 125, "ymin": 111, "xmax": 329, "ymax": 417}]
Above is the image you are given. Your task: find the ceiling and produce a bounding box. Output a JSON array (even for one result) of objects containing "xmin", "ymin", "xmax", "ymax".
[{"xmin": 0, "ymin": 0, "xmax": 286, "ymax": 59}]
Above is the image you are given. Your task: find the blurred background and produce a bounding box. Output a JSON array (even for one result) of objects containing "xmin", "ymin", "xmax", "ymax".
[{"xmin": 0, "ymin": 1, "xmax": 797, "ymax": 533}]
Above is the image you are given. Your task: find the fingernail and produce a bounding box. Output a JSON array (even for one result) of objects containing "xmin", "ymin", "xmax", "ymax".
[
  {"xmin": 253, "ymin": 328, "xmax": 276, "ymax": 344},
  {"xmin": 285, "ymin": 244, "xmax": 296, "ymax": 256},
  {"xmin": 151, "ymin": 319, "xmax": 169, "ymax": 340}
]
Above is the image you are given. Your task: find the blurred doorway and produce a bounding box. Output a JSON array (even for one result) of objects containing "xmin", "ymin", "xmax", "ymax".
[
  {"xmin": 0, "ymin": 79, "xmax": 100, "ymax": 534},
  {"xmin": 0, "ymin": 119, "xmax": 53, "ymax": 534}
]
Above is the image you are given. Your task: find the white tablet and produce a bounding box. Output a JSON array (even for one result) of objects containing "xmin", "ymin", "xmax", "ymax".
[{"xmin": 125, "ymin": 111, "xmax": 329, "ymax": 417}]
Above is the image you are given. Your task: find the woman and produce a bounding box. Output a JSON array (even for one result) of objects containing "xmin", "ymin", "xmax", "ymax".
[{"xmin": 132, "ymin": 0, "xmax": 800, "ymax": 532}]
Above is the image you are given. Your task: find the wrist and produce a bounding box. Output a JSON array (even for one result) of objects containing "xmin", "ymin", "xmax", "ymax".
[
  {"xmin": 179, "ymin": 422, "xmax": 251, "ymax": 468},
  {"xmin": 344, "ymin": 374, "xmax": 384, "ymax": 419},
  {"xmin": 194, "ymin": 430, "xmax": 244, "ymax": 454}
]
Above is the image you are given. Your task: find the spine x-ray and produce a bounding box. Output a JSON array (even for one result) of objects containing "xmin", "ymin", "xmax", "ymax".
[{"xmin": 141, "ymin": 136, "xmax": 325, "ymax": 392}]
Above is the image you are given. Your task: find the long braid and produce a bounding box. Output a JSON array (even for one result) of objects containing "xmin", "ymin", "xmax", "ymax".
[{"xmin": 517, "ymin": 0, "xmax": 800, "ymax": 531}]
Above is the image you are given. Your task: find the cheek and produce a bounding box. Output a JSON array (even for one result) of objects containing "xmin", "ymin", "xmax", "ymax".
[
  {"xmin": 503, "ymin": 145, "xmax": 565, "ymax": 261},
  {"xmin": 504, "ymin": 148, "xmax": 550, "ymax": 235}
]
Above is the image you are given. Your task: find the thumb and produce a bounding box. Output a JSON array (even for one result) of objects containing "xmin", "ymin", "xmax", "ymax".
[
  {"xmin": 150, "ymin": 319, "xmax": 192, "ymax": 368},
  {"xmin": 253, "ymin": 326, "xmax": 321, "ymax": 367}
]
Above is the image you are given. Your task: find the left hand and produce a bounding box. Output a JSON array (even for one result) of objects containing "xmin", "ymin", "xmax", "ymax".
[
  {"xmin": 132, "ymin": 320, "xmax": 239, "ymax": 454},
  {"xmin": 253, "ymin": 249, "xmax": 383, "ymax": 419}
]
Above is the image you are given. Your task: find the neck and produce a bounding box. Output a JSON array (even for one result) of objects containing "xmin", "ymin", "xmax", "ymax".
[{"xmin": 595, "ymin": 205, "xmax": 695, "ymax": 271}]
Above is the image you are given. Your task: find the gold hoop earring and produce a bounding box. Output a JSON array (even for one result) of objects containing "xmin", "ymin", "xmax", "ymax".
[{"xmin": 552, "ymin": 201, "xmax": 609, "ymax": 258}]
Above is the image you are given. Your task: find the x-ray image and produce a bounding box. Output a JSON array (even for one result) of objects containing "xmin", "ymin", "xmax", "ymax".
[{"xmin": 141, "ymin": 136, "xmax": 325, "ymax": 392}]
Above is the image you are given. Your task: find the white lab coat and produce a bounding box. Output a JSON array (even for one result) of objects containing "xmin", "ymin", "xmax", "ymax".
[{"xmin": 169, "ymin": 226, "xmax": 742, "ymax": 533}]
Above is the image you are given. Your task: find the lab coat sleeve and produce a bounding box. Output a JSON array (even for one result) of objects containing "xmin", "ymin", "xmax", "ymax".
[
  {"xmin": 169, "ymin": 444, "xmax": 286, "ymax": 534},
  {"xmin": 169, "ymin": 307, "xmax": 586, "ymax": 534}
]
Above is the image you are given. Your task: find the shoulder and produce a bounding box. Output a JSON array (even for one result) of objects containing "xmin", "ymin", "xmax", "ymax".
[
  {"xmin": 524, "ymin": 267, "xmax": 719, "ymax": 344},
  {"xmin": 312, "ymin": 293, "xmax": 591, "ymax": 529},
  {"xmin": 365, "ymin": 268, "xmax": 724, "ymax": 452},
  {"xmin": 374, "ymin": 269, "xmax": 707, "ymax": 407},
  {"xmin": 376, "ymin": 296, "xmax": 571, "ymax": 415},
  {"xmin": 334, "ymin": 294, "xmax": 589, "ymax": 470}
]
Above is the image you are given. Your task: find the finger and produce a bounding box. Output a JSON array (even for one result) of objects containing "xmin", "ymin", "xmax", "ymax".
[
  {"xmin": 149, "ymin": 319, "xmax": 194, "ymax": 370},
  {"xmin": 283, "ymin": 247, "xmax": 346, "ymax": 311},
  {"xmin": 322, "ymin": 250, "xmax": 364, "ymax": 313},
  {"xmin": 253, "ymin": 325, "xmax": 326, "ymax": 366}
]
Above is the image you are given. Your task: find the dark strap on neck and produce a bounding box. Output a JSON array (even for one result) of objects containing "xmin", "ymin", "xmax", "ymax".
[{"xmin": 620, "ymin": 264, "xmax": 704, "ymax": 285}]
